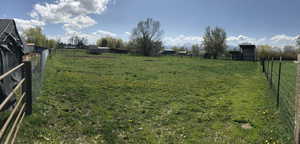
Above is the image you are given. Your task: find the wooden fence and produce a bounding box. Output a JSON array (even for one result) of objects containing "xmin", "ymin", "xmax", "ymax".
[{"xmin": 0, "ymin": 61, "xmax": 32, "ymax": 143}]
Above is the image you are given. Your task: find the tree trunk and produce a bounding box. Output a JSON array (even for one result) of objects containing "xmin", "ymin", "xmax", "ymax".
[{"xmin": 213, "ymin": 54, "xmax": 217, "ymax": 59}]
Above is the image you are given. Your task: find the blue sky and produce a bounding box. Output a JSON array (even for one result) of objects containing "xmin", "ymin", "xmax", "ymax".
[{"xmin": 1, "ymin": 0, "xmax": 300, "ymax": 47}]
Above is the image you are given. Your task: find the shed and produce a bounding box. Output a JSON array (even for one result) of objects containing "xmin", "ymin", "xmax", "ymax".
[
  {"xmin": 229, "ymin": 51, "xmax": 242, "ymax": 60},
  {"xmin": 240, "ymin": 44, "xmax": 256, "ymax": 61},
  {"xmin": 0, "ymin": 19, "xmax": 24, "ymax": 109}
]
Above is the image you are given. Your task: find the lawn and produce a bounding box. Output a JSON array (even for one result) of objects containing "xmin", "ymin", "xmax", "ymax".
[{"xmin": 17, "ymin": 50, "xmax": 289, "ymax": 143}]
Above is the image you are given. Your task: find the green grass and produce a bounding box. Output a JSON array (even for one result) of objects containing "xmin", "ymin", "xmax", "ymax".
[{"xmin": 17, "ymin": 50, "xmax": 289, "ymax": 143}]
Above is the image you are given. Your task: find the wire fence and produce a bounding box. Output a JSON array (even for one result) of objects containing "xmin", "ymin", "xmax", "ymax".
[
  {"xmin": 261, "ymin": 57, "xmax": 297, "ymax": 138},
  {"xmin": 31, "ymin": 49, "xmax": 49, "ymax": 102}
]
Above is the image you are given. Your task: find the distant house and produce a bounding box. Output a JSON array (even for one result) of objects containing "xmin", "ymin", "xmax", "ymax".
[
  {"xmin": 161, "ymin": 49, "xmax": 176, "ymax": 55},
  {"xmin": 160, "ymin": 49, "xmax": 176, "ymax": 55},
  {"xmin": 64, "ymin": 44, "xmax": 76, "ymax": 49},
  {"xmin": 87, "ymin": 46, "xmax": 111, "ymax": 54},
  {"xmin": 178, "ymin": 50, "xmax": 188, "ymax": 56}
]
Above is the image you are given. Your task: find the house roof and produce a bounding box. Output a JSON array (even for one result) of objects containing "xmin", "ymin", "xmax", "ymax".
[
  {"xmin": 0, "ymin": 19, "xmax": 23, "ymax": 45},
  {"xmin": 239, "ymin": 44, "xmax": 256, "ymax": 49}
]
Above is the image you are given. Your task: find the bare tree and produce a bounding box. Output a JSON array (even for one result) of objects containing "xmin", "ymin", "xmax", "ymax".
[
  {"xmin": 203, "ymin": 26, "xmax": 227, "ymax": 59},
  {"xmin": 131, "ymin": 18, "xmax": 164, "ymax": 56},
  {"xmin": 69, "ymin": 36, "xmax": 88, "ymax": 49}
]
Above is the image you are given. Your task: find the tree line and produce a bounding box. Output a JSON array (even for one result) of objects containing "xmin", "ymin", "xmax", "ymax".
[
  {"xmin": 21, "ymin": 18, "xmax": 300, "ymax": 59},
  {"xmin": 22, "ymin": 27, "xmax": 57, "ymax": 49}
]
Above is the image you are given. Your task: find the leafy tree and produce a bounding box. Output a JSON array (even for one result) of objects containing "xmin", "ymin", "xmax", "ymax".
[
  {"xmin": 23, "ymin": 27, "xmax": 47, "ymax": 47},
  {"xmin": 283, "ymin": 45, "xmax": 297, "ymax": 59},
  {"xmin": 256, "ymin": 45, "xmax": 272, "ymax": 58},
  {"xmin": 23, "ymin": 27, "xmax": 57, "ymax": 49},
  {"xmin": 47, "ymin": 39, "xmax": 57, "ymax": 49},
  {"xmin": 96, "ymin": 38, "xmax": 108, "ymax": 47},
  {"xmin": 203, "ymin": 26, "xmax": 227, "ymax": 59},
  {"xmin": 297, "ymin": 36, "xmax": 300, "ymax": 48},
  {"xmin": 191, "ymin": 44, "xmax": 201, "ymax": 56},
  {"xmin": 96, "ymin": 37, "xmax": 124, "ymax": 49},
  {"xmin": 56, "ymin": 39, "xmax": 65, "ymax": 49},
  {"xmin": 131, "ymin": 18, "xmax": 164, "ymax": 56}
]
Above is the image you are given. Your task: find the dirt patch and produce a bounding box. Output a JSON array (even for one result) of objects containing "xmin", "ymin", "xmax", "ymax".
[
  {"xmin": 241, "ymin": 123, "xmax": 253, "ymax": 129},
  {"xmin": 233, "ymin": 119, "xmax": 254, "ymax": 129}
]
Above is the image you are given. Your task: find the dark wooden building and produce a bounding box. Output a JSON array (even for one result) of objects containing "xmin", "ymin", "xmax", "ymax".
[
  {"xmin": 229, "ymin": 45, "xmax": 256, "ymax": 61},
  {"xmin": 229, "ymin": 51, "xmax": 242, "ymax": 60},
  {"xmin": 240, "ymin": 44, "xmax": 256, "ymax": 61}
]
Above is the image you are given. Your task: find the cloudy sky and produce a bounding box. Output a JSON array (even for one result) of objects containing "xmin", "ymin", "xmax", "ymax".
[{"xmin": 1, "ymin": 0, "xmax": 299, "ymax": 47}]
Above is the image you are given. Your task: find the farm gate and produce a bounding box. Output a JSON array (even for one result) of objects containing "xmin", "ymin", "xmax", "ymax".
[{"xmin": 0, "ymin": 61, "xmax": 32, "ymax": 143}]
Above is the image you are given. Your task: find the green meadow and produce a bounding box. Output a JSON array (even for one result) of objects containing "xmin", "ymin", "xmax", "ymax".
[{"xmin": 17, "ymin": 50, "xmax": 289, "ymax": 144}]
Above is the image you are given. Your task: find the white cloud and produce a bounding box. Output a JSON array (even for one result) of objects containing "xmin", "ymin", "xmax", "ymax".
[
  {"xmin": 93, "ymin": 30, "xmax": 117, "ymax": 37},
  {"xmin": 125, "ymin": 32, "xmax": 131, "ymax": 36},
  {"xmin": 51, "ymin": 29, "xmax": 117, "ymax": 44},
  {"xmin": 30, "ymin": 0, "xmax": 111, "ymax": 32},
  {"xmin": 270, "ymin": 34, "xmax": 298, "ymax": 42},
  {"xmin": 14, "ymin": 18, "xmax": 45, "ymax": 32},
  {"xmin": 164, "ymin": 35, "xmax": 203, "ymax": 47},
  {"xmin": 63, "ymin": 15, "xmax": 97, "ymax": 31},
  {"xmin": 163, "ymin": 34, "xmax": 300, "ymax": 48},
  {"xmin": 226, "ymin": 34, "xmax": 300, "ymax": 47}
]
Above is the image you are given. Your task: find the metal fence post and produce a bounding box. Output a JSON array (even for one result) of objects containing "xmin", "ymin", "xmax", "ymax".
[
  {"xmin": 295, "ymin": 54, "xmax": 300, "ymax": 144},
  {"xmin": 262, "ymin": 58, "xmax": 265, "ymax": 73},
  {"xmin": 23, "ymin": 61, "xmax": 32, "ymax": 115},
  {"xmin": 271, "ymin": 57, "xmax": 274, "ymax": 85},
  {"xmin": 277, "ymin": 57, "xmax": 282, "ymax": 108},
  {"xmin": 267, "ymin": 57, "xmax": 270, "ymax": 79}
]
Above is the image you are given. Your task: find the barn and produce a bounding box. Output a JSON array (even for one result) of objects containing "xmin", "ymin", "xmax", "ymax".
[
  {"xmin": 229, "ymin": 51, "xmax": 242, "ymax": 60},
  {"xmin": 240, "ymin": 44, "xmax": 256, "ymax": 61},
  {"xmin": 229, "ymin": 45, "xmax": 256, "ymax": 61},
  {"xmin": 0, "ymin": 19, "xmax": 24, "ymax": 109}
]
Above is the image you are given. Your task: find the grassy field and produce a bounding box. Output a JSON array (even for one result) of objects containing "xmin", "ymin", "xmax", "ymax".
[{"xmin": 17, "ymin": 50, "xmax": 289, "ymax": 143}]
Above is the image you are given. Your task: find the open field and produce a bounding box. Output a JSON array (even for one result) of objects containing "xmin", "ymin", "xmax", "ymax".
[{"xmin": 17, "ymin": 50, "xmax": 289, "ymax": 143}]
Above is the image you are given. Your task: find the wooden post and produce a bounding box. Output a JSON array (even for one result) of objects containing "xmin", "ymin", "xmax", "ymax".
[
  {"xmin": 23, "ymin": 61, "xmax": 32, "ymax": 115},
  {"xmin": 261, "ymin": 58, "xmax": 265, "ymax": 73},
  {"xmin": 277, "ymin": 57, "xmax": 282, "ymax": 108},
  {"xmin": 295, "ymin": 54, "xmax": 300, "ymax": 144}
]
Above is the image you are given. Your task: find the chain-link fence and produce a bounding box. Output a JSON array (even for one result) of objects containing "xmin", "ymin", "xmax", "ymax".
[{"xmin": 31, "ymin": 49, "xmax": 49, "ymax": 101}]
